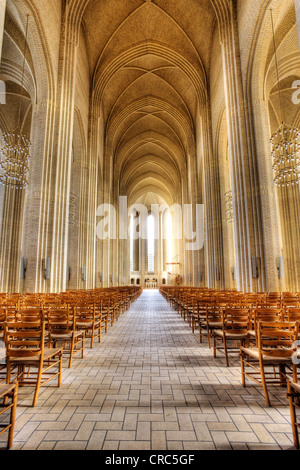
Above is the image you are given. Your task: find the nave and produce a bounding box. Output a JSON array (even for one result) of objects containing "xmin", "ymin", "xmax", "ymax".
[{"xmin": 1, "ymin": 290, "xmax": 297, "ymax": 451}]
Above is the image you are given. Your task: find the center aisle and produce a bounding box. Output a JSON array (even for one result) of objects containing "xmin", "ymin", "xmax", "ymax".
[{"xmin": 11, "ymin": 289, "xmax": 294, "ymax": 450}]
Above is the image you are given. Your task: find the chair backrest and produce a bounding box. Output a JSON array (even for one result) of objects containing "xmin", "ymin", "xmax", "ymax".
[
  {"xmin": 16, "ymin": 308, "xmax": 44, "ymax": 325},
  {"xmin": 74, "ymin": 302, "xmax": 96, "ymax": 321},
  {"xmin": 48, "ymin": 308, "xmax": 75, "ymax": 335},
  {"xmin": 287, "ymin": 308, "xmax": 300, "ymax": 323},
  {"xmin": 5, "ymin": 312, "xmax": 45, "ymax": 360},
  {"xmin": 253, "ymin": 308, "xmax": 282, "ymax": 340},
  {"xmin": 222, "ymin": 309, "xmax": 252, "ymax": 334},
  {"xmin": 257, "ymin": 321, "xmax": 299, "ymax": 359},
  {"xmin": 254, "ymin": 306, "xmax": 282, "ymax": 326},
  {"xmin": 206, "ymin": 303, "xmax": 227, "ymax": 322}
]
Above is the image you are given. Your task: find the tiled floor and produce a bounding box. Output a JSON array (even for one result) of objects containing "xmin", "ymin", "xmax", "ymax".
[{"xmin": 1, "ymin": 289, "xmax": 298, "ymax": 450}]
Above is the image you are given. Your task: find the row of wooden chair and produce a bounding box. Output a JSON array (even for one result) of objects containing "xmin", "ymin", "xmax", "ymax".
[
  {"xmin": 0, "ymin": 285, "xmax": 142, "ymax": 449},
  {"xmin": 160, "ymin": 285, "xmax": 300, "ymax": 448}
]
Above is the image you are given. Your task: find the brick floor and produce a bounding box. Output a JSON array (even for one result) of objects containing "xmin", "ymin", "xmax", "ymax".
[{"xmin": 0, "ymin": 290, "xmax": 298, "ymax": 450}]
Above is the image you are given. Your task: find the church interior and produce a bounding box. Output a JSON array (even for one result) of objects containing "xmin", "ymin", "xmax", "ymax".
[{"xmin": 1, "ymin": 0, "xmax": 300, "ymax": 452}]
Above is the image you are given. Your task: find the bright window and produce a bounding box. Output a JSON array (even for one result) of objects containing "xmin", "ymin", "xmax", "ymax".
[
  {"xmin": 130, "ymin": 214, "xmax": 134, "ymax": 272},
  {"xmin": 166, "ymin": 211, "xmax": 172, "ymax": 263},
  {"xmin": 147, "ymin": 214, "xmax": 155, "ymax": 272}
]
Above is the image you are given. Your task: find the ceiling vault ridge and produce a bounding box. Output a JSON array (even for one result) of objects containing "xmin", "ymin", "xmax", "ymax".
[
  {"xmin": 92, "ymin": 41, "xmax": 207, "ymax": 105},
  {"xmin": 106, "ymin": 95, "xmax": 194, "ymax": 141}
]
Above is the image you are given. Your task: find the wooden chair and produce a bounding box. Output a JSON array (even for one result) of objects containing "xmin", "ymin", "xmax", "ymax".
[
  {"xmin": 212, "ymin": 308, "xmax": 252, "ymax": 367},
  {"xmin": 74, "ymin": 302, "xmax": 101, "ymax": 348},
  {"xmin": 287, "ymin": 381, "xmax": 300, "ymax": 449},
  {"xmin": 0, "ymin": 307, "xmax": 6, "ymax": 343},
  {"xmin": 47, "ymin": 307, "xmax": 85, "ymax": 368},
  {"xmin": 99, "ymin": 298, "xmax": 109, "ymax": 334},
  {"xmin": 5, "ymin": 312, "xmax": 63, "ymax": 407},
  {"xmin": 240, "ymin": 321, "xmax": 299, "ymax": 406},
  {"xmin": 191, "ymin": 297, "xmax": 206, "ymax": 335},
  {"xmin": 0, "ymin": 308, "xmax": 8, "ymax": 384},
  {"xmin": 201, "ymin": 302, "xmax": 226, "ymax": 348},
  {"xmin": 122, "ymin": 292, "xmax": 130, "ymax": 311},
  {"xmin": 0, "ymin": 383, "xmax": 18, "ymax": 449},
  {"xmin": 184, "ymin": 294, "xmax": 196, "ymax": 327},
  {"xmin": 101, "ymin": 296, "xmax": 115, "ymax": 330}
]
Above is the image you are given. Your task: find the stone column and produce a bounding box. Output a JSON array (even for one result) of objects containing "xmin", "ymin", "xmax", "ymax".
[
  {"xmin": 0, "ymin": 0, "xmax": 6, "ymax": 63},
  {"xmin": 211, "ymin": 0, "xmax": 264, "ymax": 292},
  {"xmin": 22, "ymin": 98, "xmax": 56, "ymax": 293},
  {"xmin": 0, "ymin": 187, "xmax": 25, "ymax": 292},
  {"xmin": 295, "ymin": 0, "xmax": 300, "ymax": 48},
  {"xmin": 201, "ymin": 105, "xmax": 219, "ymax": 288},
  {"xmin": 49, "ymin": 9, "xmax": 79, "ymax": 293}
]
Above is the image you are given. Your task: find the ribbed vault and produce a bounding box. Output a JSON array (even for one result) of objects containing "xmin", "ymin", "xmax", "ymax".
[{"xmin": 78, "ymin": 0, "xmax": 216, "ymax": 208}]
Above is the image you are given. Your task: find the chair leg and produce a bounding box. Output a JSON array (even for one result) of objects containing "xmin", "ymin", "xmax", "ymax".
[
  {"xmin": 90, "ymin": 325, "xmax": 95, "ymax": 348},
  {"xmin": 207, "ymin": 327, "xmax": 211, "ymax": 349},
  {"xmin": 58, "ymin": 351, "xmax": 62, "ymax": 387},
  {"xmin": 288, "ymin": 383, "xmax": 300, "ymax": 449},
  {"xmin": 293, "ymin": 363, "xmax": 298, "ymax": 384},
  {"xmin": 32, "ymin": 360, "xmax": 43, "ymax": 407},
  {"xmin": 240, "ymin": 350, "xmax": 246, "ymax": 387},
  {"xmin": 259, "ymin": 358, "xmax": 271, "ymax": 407},
  {"xmin": 223, "ymin": 338, "xmax": 229, "ymax": 367},
  {"xmin": 213, "ymin": 333, "xmax": 216, "ymax": 358},
  {"xmin": 7, "ymin": 383, "xmax": 18, "ymax": 450},
  {"xmin": 279, "ymin": 364, "xmax": 286, "ymax": 387},
  {"xmin": 81, "ymin": 336, "xmax": 85, "ymax": 360},
  {"xmin": 69, "ymin": 337, "xmax": 75, "ymax": 368}
]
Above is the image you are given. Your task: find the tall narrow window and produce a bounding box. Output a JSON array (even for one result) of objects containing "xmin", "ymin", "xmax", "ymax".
[
  {"xmin": 166, "ymin": 211, "xmax": 172, "ymax": 263},
  {"xmin": 147, "ymin": 214, "xmax": 155, "ymax": 272},
  {"xmin": 130, "ymin": 214, "xmax": 134, "ymax": 272}
]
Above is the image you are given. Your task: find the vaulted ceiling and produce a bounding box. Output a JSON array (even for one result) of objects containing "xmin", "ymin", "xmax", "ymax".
[{"xmin": 82, "ymin": 0, "xmax": 217, "ymax": 206}]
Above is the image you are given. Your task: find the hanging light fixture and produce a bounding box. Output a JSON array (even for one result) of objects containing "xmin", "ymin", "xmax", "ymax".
[
  {"xmin": 269, "ymin": 9, "xmax": 300, "ymax": 188},
  {"xmin": 0, "ymin": 15, "xmax": 31, "ymax": 190},
  {"xmin": 224, "ymin": 190, "xmax": 233, "ymax": 224}
]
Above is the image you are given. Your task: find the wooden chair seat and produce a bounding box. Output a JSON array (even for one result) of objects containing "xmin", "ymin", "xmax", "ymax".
[
  {"xmin": 76, "ymin": 320, "xmax": 93, "ymax": 329},
  {"xmin": 8, "ymin": 347, "xmax": 62, "ymax": 365},
  {"xmin": 48, "ymin": 331, "xmax": 84, "ymax": 342},
  {"xmin": 206, "ymin": 321, "xmax": 222, "ymax": 328},
  {"xmin": 241, "ymin": 346, "xmax": 297, "ymax": 364},
  {"xmin": 214, "ymin": 330, "xmax": 249, "ymax": 341}
]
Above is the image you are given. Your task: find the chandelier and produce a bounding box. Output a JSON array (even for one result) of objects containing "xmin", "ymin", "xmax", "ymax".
[
  {"xmin": 271, "ymin": 123, "xmax": 300, "ymax": 187},
  {"xmin": 224, "ymin": 190, "xmax": 233, "ymax": 224},
  {"xmin": 270, "ymin": 9, "xmax": 300, "ymax": 188},
  {"xmin": 68, "ymin": 193, "xmax": 77, "ymax": 225},
  {"xmin": 0, "ymin": 15, "xmax": 31, "ymax": 190},
  {"xmin": 0, "ymin": 130, "xmax": 31, "ymax": 189}
]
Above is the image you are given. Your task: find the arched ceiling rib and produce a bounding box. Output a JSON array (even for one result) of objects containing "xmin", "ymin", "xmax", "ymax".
[{"xmin": 79, "ymin": 0, "xmax": 216, "ymax": 206}]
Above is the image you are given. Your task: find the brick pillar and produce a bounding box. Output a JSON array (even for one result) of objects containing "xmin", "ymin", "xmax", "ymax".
[
  {"xmin": 211, "ymin": 0, "xmax": 265, "ymax": 292},
  {"xmin": 201, "ymin": 105, "xmax": 218, "ymax": 288},
  {"xmin": 21, "ymin": 98, "xmax": 57, "ymax": 293},
  {"xmin": 295, "ymin": 0, "xmax": 300, "ymax": 48},
  {"xmin": 0, "ymin": 0, "xmax": 6, "ymax": 63},
  {"xmin": 49, "ymin": 10, "xmax": 79, "ymax": 293}
]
